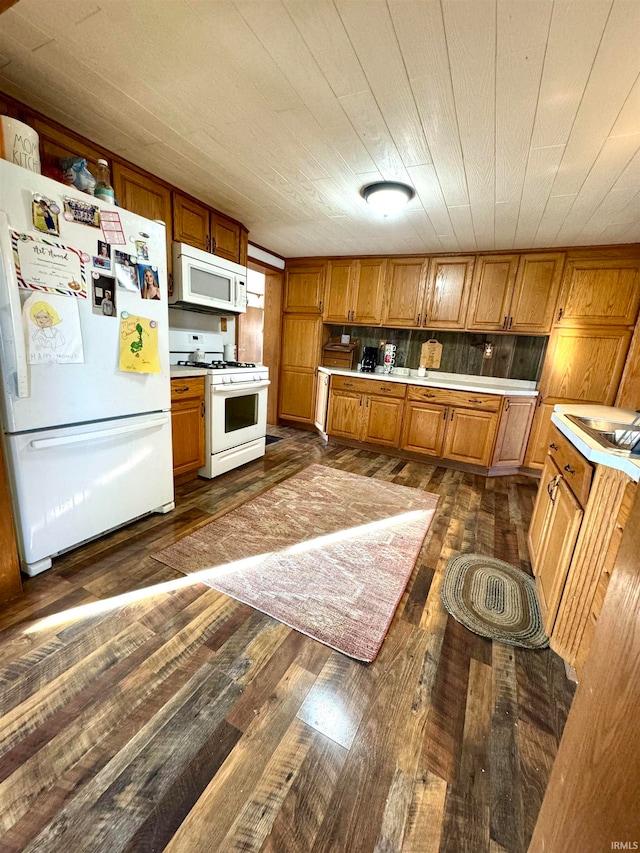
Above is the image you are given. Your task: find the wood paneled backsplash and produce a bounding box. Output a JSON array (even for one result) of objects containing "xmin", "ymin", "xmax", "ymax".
[{"xmin": 330, "ymin": 326, "xmax": 547, "ymax": 382}]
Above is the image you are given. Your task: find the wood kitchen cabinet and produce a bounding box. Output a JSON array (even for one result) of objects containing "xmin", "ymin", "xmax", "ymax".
[
  {"xmin": 0, "ymin": 440, "xmax": 21, "ymax": 603},
  {"xmin": 170, "ymin": 376, "xmax": 205, "ymax": 483},
  {"xmin": 327, "ymin": 376, "xmax": 405, "ymax": 446},
  {"xmin": 279, "ymin": 314, "xmax": 326, "ymax": 424},
  {"xmin": 423, "ymin": 256, "xmax": 475, "ymax": 330},
  {"xmin": 539, "ymin": 326, "xmax": 631, "ymax": 404},
  {"xmin": 400, "ymin": 385, "xmax": 500, "ymax": 466},
  {"xmin": 491, "ymin": 395, "xmax": 537, "ymax": 469},
  {"xmin": 113, "ymin": 163, "xmax": 173, "ymax": 271},
  {"xmin": 466, "ymin": 252, "xmax": 564, "ymax": 333},
  {"xmin": 382, "ymin": 258, "xmax": 428, "ymax": 327},
  {"xmin": 555, "ymin": 255, "xmax": 640, "ymax": 326},
  {"xmin": 466, "ymin": 254, "xmax": 519, "ymax": 331},
  {"xmin": 323, "ymin": 258, "xmax": 386, "ymax": 324},
  {"xmin": 283, "ymin": 263, "xmax": 325, "ymax": 313},
  {"xmin": 173, "ymin": 192, "xmax": 245, "ymax": 263}
]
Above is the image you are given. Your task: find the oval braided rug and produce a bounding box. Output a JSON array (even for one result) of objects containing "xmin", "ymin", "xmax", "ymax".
[{"xmin": 441, "ymin": 554, "xmax": 549, "ymax": 649}]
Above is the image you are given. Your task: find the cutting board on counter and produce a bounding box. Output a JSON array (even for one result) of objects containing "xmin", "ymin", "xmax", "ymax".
[{"xmin": 420, "ymin": 340, "xmax": 442, "ymax": 369}]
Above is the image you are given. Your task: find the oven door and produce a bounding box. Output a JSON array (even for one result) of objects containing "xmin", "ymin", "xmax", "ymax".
[{"xmin": 209, "ymin": 380, "xmax": 270, "ymax": 453}]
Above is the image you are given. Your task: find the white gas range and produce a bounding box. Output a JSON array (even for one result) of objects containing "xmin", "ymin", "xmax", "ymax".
[{"xmin": 169, "ymin": 331, "xmax": 269, "ymax": 479}]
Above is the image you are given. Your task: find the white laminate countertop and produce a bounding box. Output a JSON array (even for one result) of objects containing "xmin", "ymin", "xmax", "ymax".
[
  {"xmin": 318, "ymin": 366, "xmax": 538, "ymax": 397},
  {"xmin": 170, "ymin": 366, "xmax": 209, "ymax": 378},
  {"xmin": 552, "ymin": 404, "xmax": 640, "ymax": 483}
]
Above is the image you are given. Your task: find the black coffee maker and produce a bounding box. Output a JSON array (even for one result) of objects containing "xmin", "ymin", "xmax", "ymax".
[{"xmin": 361, "ymin": 346, "xmax": 378, "ymax": 373}]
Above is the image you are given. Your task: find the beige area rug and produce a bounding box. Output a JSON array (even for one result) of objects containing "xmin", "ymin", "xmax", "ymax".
[
  {"xmin": 152, "ymin": 464, "xmax": 439, "ymax": 662},
  {"xmin": 441, "ymin": 554, "xmax": 549, "ymax": 649}
]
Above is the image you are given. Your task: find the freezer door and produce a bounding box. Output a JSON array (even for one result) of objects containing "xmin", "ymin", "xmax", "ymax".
[
  {"xmin": 0, "ymin": 160, "xmax": 170, "ymax": 433},
  {"xmin": 4, "ymin": 412, "xmax": 174, "ymax": 574}
]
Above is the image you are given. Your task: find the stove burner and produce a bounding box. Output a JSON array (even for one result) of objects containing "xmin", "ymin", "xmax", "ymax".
[{"xmin": 225, "ymin": 361, "xmax": 256, "ymax": 368}]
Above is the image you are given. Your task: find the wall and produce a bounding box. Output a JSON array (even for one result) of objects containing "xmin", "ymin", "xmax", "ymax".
[
  {"xmin": 169, "ymin": 307, "xmax": 236, "ymax": 354},
  {"xmin": 330, "ymin": 325, "xmax": 547, "ymax": 381}
]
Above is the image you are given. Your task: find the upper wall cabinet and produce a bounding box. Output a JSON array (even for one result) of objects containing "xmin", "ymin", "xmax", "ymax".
[
  {"xmin": 113, "ymin": 163, "xmax": 173, "ymax": 270},
  {"xmin": 555, "ymin": 257, "xmax": 640, "ymax": 326},
  {"xmin": 509, "ymin": 253, "xmax": 565, "ymax": 333},
  {"xmin": 382, "ymin": 258, "xmax": 428, "ymax": 327},
  {"xmin": 283, "ymin": 262, "xmax": 326, "ymax": 313},
  {"xmin": 425, "ymin": 255, "xmax": 475, "ymax": 329},
  {"xmin": 466, "ymin": 254, "xmax": 519, "ymax": 331},
  {"xmin": 173, "ymin": 192, "xmax": 246, "ymax": 264},
  {"xmin": 323, "ymin": 258, "xmax": 386, "ymax": 324},
  {"xmin": 173, "ymin": 193, "xmax": 209, "ymax": 252},
  {"xmin": 466, "ymin": 252, "xmax": 564, "ymax": 334}
]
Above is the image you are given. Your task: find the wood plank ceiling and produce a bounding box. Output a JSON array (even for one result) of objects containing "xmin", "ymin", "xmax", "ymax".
[{"xmin": 0, "ymin": 0, "xmax": 638, "ymax": 258}]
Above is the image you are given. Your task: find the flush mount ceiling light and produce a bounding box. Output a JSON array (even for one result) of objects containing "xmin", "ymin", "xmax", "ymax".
[{"xmin": 361, "ymin": 181, "xmax": 415, "ymax": 217}]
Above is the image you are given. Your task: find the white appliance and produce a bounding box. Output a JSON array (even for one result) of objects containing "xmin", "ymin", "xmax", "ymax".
[
  {"xmin": 0, "ymin": 158, "xmax": 174, "ymax": 576},
  {"xmin": 170, "ymin": 331, "xmax": 269, "ymax": 478},
  {"xmin": 170, "ymin": 242, "xmax": 247, "ymax": 314}
]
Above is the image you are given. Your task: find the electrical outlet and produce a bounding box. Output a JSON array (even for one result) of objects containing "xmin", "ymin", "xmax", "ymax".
[{"xmin": 220, "ymin": 317, "xmax": 228, "ymax": 332}]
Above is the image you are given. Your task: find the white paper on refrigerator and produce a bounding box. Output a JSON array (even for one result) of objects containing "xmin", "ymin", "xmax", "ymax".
[{"xmin": 22, "ymin": 292, "xmax": 84, "ymax": 364}]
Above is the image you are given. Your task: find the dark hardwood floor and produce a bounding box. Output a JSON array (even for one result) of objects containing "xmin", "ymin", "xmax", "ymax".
[{"xmin": 0, "ymin": 428, "xmax": 575, "ymax": 852}]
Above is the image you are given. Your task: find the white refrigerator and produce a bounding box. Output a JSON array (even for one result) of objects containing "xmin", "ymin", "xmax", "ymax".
[{"xmin": 0, "ymin": 158, "xmax": 174, "ymax": 576}]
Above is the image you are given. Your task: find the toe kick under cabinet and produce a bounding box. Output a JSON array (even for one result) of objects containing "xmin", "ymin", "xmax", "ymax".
[{"xmin": 528, "ymin": 424, "xmax": 637, "ymax": 674}]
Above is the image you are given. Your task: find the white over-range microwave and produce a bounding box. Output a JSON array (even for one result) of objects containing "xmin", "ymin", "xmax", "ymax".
[{"xmin": 170, "ymin": 242, "xmax": 247, "ymax": 314}]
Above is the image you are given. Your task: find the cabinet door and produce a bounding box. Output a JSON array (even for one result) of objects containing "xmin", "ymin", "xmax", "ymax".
[
  {"xmin": 466, "ymin": 255, "xmax": 519, "ymax": 331},
  {"xmin": 171, "ymin": 398, "xmax": 205, "ymax": 477},
  {"xmin": 535, "ymin": 476, "xmax": 583, "ymax": 634},
  {"xmin": 113, "ymin": 164, "xmax": 172, "ymax": 270},
  {"xmin": 528, "ymin": 455, "xmax": 559, "ymax": 572},
  {"xmin": 327, "ymin": 391, "xmax": 362, "ymax": 439},
  {"xmin": 509, "ymin": 253, "xmax": 565, "ymax": 334},
  {"xmin": 362, "ymin": 395, "xmax": 404, "ymax": 447},
  {"xmin": 210, "ymin": 212, "xmax": 241, "ymax": 263},
  {"xmin": 424, "ymin": 256, "xmax": 474, "ymax": 329},
  {"xmin": 352, "ymin": 258, "xmax": 386, "ymax": 324},
  {"xmin": 491, "ymin": 396, "xmax": 537, "ymax": 468},
  {"xmin": 556, "ymin": 258, "xmax": 640, "ymax": 326},
  {"xmin": 0, "ymin": 440, "xmax": 21, "ymax": 602},
  {"xmin": 382, "ymin": 258, "xmax": 428, "ymax": 327},
  {"xmin": 524, "ymin": 397, "xmax": 567, "ymax": 469},
  {"xmin": 173, "ymin": 193, "xmax": 209, "ymax": 252},
  {"xmin": 284, "ymin": 264, "xmax": 325, "ymax": 313},
  {"xmin": 442, "ymin": 408, "xmax": 498, "ymax": 466},
  {"xmin": 539, "ymin": 326, "xmax": 631, "ymax": 404},
  {"xmin": 279, "ymin": 314, "xmax": 324, "ymax": 424},
  {"xmin": 400, "ymin": 401, "xmax": 447, "ymax": 456},
  {"xmin": 323, "ymin": 259, "xmax": 355, "ymax": 322},
  {"xmin": 314, "ymin": 370, "xmax": 330, "ymax": 432}
]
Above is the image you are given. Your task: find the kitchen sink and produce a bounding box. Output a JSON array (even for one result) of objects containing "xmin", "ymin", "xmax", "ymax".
[{"xmin": 566, "ymin": 414, "xmax": 640, "ymax": 455}]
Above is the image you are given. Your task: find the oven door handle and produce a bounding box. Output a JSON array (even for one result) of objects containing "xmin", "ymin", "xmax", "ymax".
[{"xmin": 210, "ymin": 380, "xmax": 271, "ymax": 394}]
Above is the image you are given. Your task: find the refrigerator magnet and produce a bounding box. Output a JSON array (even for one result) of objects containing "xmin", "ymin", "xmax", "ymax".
[
  {"xmin": 134, "ymin": 239, "xmax": 149, "ymax": 261},
  {"xmin": 63, "ymin": 197, "xmax": 100, "ymax": 228},
  {"xmin": 31, "ymin": 194, "xmax": 60, "ymax": 236},
  {"xmin": 92, "ymin": 273, "xmax": 117, "ymax": 318}
]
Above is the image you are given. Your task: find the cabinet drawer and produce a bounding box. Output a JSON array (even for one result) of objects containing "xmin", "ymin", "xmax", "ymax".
[
  {"xmin": 171, "ymin": 376, "xmax": 205, "ymax": 402},
  {"xmin": 407, "ymin": 385, "xmax": 501, "ymax": 412},
  {"xmin": 323, "ymin": 355, "xmax": 354, "ymax": 369},
  {"xmin": 547, "ymin": 424, "xmax": 593, "ymax": 506},
  {"xmin": 331, "ymin": 375, "xmax": 406, "ymax": 398}
]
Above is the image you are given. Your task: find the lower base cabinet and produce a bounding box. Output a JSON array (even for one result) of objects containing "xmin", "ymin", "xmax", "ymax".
[
  {"xmin": 400, "ymin": 401, "xmax": 498, "ymax": 466},
  {"xmin": 170, "ymin": 377, "xmax": 205, "ymax": 481},
  {"xmin": 327, "ymin": 389, "xmax": 404, "ymax": 446}
]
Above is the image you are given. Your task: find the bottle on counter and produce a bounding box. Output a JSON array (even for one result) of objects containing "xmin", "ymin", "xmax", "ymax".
[{"xmin": 94, "ymin": 159, "xmax": 115, "ymax": 204}]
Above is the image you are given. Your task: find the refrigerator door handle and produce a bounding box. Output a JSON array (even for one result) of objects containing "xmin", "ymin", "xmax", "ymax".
[
  {"xmin": 0, "ymin": 211, "xmax": 29, "ymax": 398},
  {"xmin": 29, "ymin": 416, "xmax": 169, "ymax": 449}
]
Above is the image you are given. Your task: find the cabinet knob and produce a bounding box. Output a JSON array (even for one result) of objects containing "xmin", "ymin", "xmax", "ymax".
[
  {"xmin": 174, "ymin": 386, "xmax": 189, "ymax": 393},
  {"xmin": 564, "ymin": 464, "xmax": 576, "ymax": 476},
  {"xmin": 425, "ymin": 392, "xmax": 436, "ymax": 398},
  {"xmin": 468, "ymin": 398, "xmax": 483, "ymax": 404},
  {"xmin": 549, "ymin": 442, "xmax": 559, "ymax": 450},
  {"xmin": 557, "ymin": 307, "xmax": 563, "ymax": 321},
  {"xmin": 416, "ymin": 313, "xmax": 421, "ymax": 326},
  {"xmin": 503, "ymin": 316, "xmax": 508, "ymax": 329}
]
